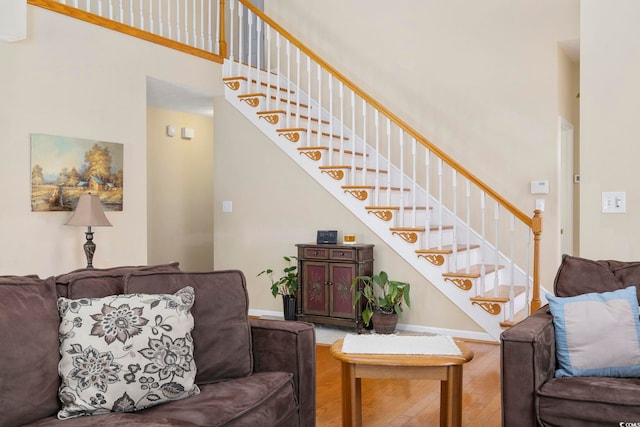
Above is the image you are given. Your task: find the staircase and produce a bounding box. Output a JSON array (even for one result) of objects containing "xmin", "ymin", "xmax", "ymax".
[{"xmin": 34, "ymin": 0, "xmax": 544, "ymax": 342}]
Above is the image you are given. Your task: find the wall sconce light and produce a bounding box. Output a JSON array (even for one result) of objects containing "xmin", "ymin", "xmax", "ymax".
[{"xmin": 65, "ymin": 193, "xmax": 112, "ymax": 269}]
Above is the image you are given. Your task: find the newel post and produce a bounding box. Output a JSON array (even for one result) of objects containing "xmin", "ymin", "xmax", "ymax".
[
  {"xmin": 530, "ymin": 209, "xmax": 543, "ymax": 314},
  {"xmin": 218, "ymin": 0, "xmax": 227, "ymax": 57}
]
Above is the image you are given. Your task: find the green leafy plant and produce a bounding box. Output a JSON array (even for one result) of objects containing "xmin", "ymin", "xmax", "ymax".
[
  {"xmin": 258, "ymin": 256, "xmax": 298, "ymax": 297},
  {"xmin": 351, "ymin": 271, "xmax": 411, "ymax": 326}
]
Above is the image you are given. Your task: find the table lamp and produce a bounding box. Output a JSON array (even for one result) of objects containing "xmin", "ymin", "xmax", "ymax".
[{"xmin": 65, "ymin": 193, "xmax": 112, "ymax": 268}]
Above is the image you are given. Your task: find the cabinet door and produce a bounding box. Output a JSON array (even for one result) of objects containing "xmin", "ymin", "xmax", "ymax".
[
  {"xmin": 329, "ymin": 263, "xmax": 356, "ymax": 318},
  {"xmin": 302, "ymin": 261, "xmax": 329, "ymax": 316}
]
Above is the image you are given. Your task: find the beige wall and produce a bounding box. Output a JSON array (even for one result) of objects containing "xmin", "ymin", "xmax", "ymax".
[
  {"xmin": 264, "ymin": 0, "xmax": 580, "ymax": 290},
  {"xmin": 212, "ymin": 97, "xmax": 481, "ymax": 332},
  {"xmin": 147, "ymin": 107, "xmax": 214, "ymax": 271},
  {"xmin": 0, "ymin": 6, "xmax": 220, "ymax": 276},
  {"xmin": 580, "ymin": 0, "xmax": 640, "ymax": 260}
]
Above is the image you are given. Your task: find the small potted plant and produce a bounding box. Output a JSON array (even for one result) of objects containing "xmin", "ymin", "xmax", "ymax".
[
  {"xmin": 258, "ymin": 256, "xmax": 298, "ymax": 320},
  {"xmin": 352, "ymin": 271, "xmax": 411, "ymax": 333}
]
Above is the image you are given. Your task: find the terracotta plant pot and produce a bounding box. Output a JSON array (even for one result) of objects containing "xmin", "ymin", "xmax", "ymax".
[
  {"xmin": 371, "ymin": 312, "xmax": 398, "ymax": 334},
  {"xmin": 283, "ymin": 295, "xmax": 297, "ymax": 321}
]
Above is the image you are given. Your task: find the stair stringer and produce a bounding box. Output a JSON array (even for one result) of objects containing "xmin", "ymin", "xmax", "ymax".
[{"xmin": 223, "ymin": 60, "xmax": 546, "ymax": 341}]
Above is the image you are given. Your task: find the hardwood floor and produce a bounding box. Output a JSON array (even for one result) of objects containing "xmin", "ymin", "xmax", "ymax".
[{"xmin": 314, "ymin": 340, "xmax": 502, "ymax": 427}]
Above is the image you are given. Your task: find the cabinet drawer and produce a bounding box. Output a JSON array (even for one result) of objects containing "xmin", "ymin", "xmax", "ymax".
[
  {"xmin": 329, "ymin": 248, "xmax": 356, "ymax": 261},
  {"xmin": 302, "ymin": 247, "xmax": 329, "ymax": 259}
]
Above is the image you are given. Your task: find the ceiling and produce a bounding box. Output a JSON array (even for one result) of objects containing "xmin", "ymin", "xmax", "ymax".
[{"xmin": 146, "ymin": 77, "xmax": 215, "ymax": 117}]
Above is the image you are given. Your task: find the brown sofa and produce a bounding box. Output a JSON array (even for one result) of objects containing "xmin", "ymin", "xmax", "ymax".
[
  {"xmin": 501, "ymin": 255, "xmax": 640, "ymax": 427},
  {"xmin": 0, "ymin": 264, "xmax": 316, "ymax": 427}
]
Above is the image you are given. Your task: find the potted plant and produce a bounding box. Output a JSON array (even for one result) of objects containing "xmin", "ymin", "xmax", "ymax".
[
  {"xmin": 352, "ymin": 271, "xmax": 411, "ymax": 334},
  {"xmin": 258, "ymin": 256, "xmax": 298, "ymax": 320}
]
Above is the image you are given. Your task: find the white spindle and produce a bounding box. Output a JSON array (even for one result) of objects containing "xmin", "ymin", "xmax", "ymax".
[
  {"xmin": 265, "ymin": 25, "xmax": 271, "ymax": 109},
  {"xmin": 256, "ymin": 19, "xmax": 263, "ymax": 92},
  {"xmin": 452, "ymin": 170, "xmax": 458, "ymax": 272},
  {"xmin": 465, "ymin": 181, "xmax": 471, "ymax": 273},
  {"xmin": 306, "ymin": 56, "xmax": 312, "ymax": 147},
  {"xmin": 385, "ymin": 118, "xmax": 391, "ymax": 205},
  {"xmin": 129, "ymin": 0, "xmax": 134, "ymax": 26},
  {"xmin": 350, "ymin": 90, "xmax": 356, "ymax": 186},
  {"xmin": 316, "ymin": 64, "xmax": 322, "ymax": 148},
  {"xmin": 425, "ymin": 149, "xmax": 431, "ymax": 249},
  {"xmin": 411, "ymin": 137, "xmax": 417, "ymax": 227},
  {"xmin": 118, "ymin": 0, "xmax": 124, "ymax": 23},
  {"xmin": 108, "ymin": 0, "xmax": 113, "ymax": 20},
  {"xmin": 285, "ymin": 40, "xmax": 291, "ymax": 128},
  {"xmin": 374, "ymin": 111, "xmax": 380, "ymax": 205},
  {"xmin": 295, "ymin": 48, "xmax": 301, "ymax": 129},
  {"xmin": 480, "ymin": 191, "xmax": 486, "ymax": 296},
  {"xmin": 275, "ymin": 34, "xmax": 281, "ymax": 112},
  {"xmin": 237, "ymin": 5, "xmax": 244, "ymax": 81},
  {"xmin": 192, "ymin": 0, "xmax": 197, "ymax": 47},
  {"xmin": 176, "ymin": 0, "xmax": 181, "ymax": 42},
  {"xmin": 509, "ymin": 214, "xmax": 516, "ymax": 321},
  {"xmin": 398, "ymin": 129, "xmax": 405, "ymax": 227},
  {"xmin": 437, "ymin": 158, "xmax": 443, "ymax": 249},
  {"xmin": 361, "ymin": 100, "xmax": 368, "ymax": 185},
  {"xmin": 493, "ymin": 202, "xmax": 500, "ymax": 297},
  {"xmin": 228, "ymin": 0, "xmax": 234, "ymax": 73},
  {"xmin": 328, "ymin": 77, "xmax": 333, "ymax": 160},
  {"xmin": 210, "ymin": 0, "xmax": 215, "ymax": 52},
  {"xmin": 339, "ymin": 82, "xmax": 345, "ymax": 165},
  {"xmin": 525, "ymin": 226, "xmax": 531, "ymax": 315},
  {"xmin": 200, "ymin": 0, "xmax": 205, "ymax": 49},
  {"xmin": 247, "ymin": 10, "xmax": 253, "ymax": 86},
  {"xmin": 184, "ymin": 0, "xmax": 189, "ymax": 45}
]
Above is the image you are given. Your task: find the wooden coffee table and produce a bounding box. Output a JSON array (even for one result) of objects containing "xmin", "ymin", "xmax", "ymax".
[{"xmin": 330, "ymin": 337, "xmax": 474, "ymax": 427}]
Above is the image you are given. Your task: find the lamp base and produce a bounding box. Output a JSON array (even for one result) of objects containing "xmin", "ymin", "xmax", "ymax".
[{"xmin": 83, "ymin": 227, "xmax": 96, "ymax": 269}]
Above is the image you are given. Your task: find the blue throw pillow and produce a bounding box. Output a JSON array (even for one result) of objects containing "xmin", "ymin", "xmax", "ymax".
[{"xmin": 546, "ymin": 286, "xmax": 640, "ymax": 377}]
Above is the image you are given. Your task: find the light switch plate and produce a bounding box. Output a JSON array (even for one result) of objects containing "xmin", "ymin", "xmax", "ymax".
[
  {"xmin": 602, "ymin": 192, "xmax": 626, "ymax": 214},
  {"xmin": 222, "ymin": 200, "xmax": 233, "ymax": 212}
]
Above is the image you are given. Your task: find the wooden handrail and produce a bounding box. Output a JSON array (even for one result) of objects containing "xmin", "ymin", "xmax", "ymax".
[
  {"xmin": 28, "ymin": 0, "xmax": 225, "ymax": 64},
  {"xmin": 237, "ymin": 0, "xmax": 532, "ymax": 228}
]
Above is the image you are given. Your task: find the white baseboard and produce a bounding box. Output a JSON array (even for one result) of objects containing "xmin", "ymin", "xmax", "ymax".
[{"xmin": 248, "ymin": 309, "xmax": 496, "ymax": 342}]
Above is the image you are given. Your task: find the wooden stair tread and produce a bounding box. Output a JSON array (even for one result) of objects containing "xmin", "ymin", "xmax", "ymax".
[
  {"xmin": 276, "ymin": 127, "xmax": 350, "ymax": 140},
  {"xmin": 342, "ymin": 185, "xmax": 411, "ymax": 191},
  {"xmin": 500, "ymin": 309, "xmax": 528, "ymax": 328},
  {"xmin": 442, "ymin": 264, "xmax": 504, "ymax": 278},
  {"xmin": 470, "ymin": 285, "xmax": 526, "ymax": 302},
  {"xmin": 390, "ymin": 225, "xmax": 454, "ymax": 233},
  {"xmin": 415, "ymin": 244, "xmax": 480, "ymax": 255},
  {"xmin": 237, "ymin": 93, "xmax": 310, "ymax": 109},
  {"xmin": 320, "ymin": 166, "xmax": 388, "ymax": 173},
  {"xmin": 256, "ymin": 110, "xmax": 329, "ymax": 125},
  {"xmin": 366, "ymin": 205, "xmax": 429, "ymax": 211},
  {"xmin": 224, "ymin": 76, "xmax": 295, "ymax": 94},
  {"xmin": 297, "ymin": 147, "xmax": 367, "ymax": 157}
]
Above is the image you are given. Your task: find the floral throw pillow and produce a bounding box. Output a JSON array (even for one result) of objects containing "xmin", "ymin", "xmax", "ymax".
[{"xmin": 56, "ymin": 286, "xmax": 199, "ymax": 420}]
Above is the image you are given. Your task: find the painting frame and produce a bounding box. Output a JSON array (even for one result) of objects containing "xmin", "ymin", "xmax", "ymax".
[{"xmin": 30, "ymin": 133, "xmax": 124, "ymax": 212}]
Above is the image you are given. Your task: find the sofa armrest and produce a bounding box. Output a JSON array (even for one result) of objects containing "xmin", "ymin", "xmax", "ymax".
[
  {"xmin": 500, "ymin": 306, "xmax": 556, "ymax": 427},
  {"xmin": 250, "ymin": 318, "xmax": 316, "ymax": 427}
]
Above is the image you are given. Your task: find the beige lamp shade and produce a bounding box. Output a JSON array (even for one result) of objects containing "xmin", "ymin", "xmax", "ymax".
[{"xmin": 66, "ymin": 194, "xmax": 112, "ymax": 227}]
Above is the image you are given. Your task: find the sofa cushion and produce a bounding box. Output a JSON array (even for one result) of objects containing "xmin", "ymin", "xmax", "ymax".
[
  {"xmin": 55, "ymin": 263, "xmax": 181, "ymax": 299},
  {"xmin": 137, "ymin": 372, "xmax": 298, "ymax": 427},
  {"xmin": 553, "ymin": 255, "xmax": 624, "ymax": 298},
  {"xmin": 547, "ymin": 286, "xmax": 640, "ymax": 377},
  {"xmin": 124, "ymin": 270, "xmax": 253, "ymax": 385},
  {"xmin": 57, "ymin": 287, "xmax": 199, "ymax": 420},
  {"xmin": 22, "ymin": 412, "xmax": 200, "ymax": 426},
  {"xmin": 538, "ymin": 376, "xmax": 640, "ymax": 426},
  {"xmin": 0, "ymin": 277, "xmax": 60, "ymax": 427}
]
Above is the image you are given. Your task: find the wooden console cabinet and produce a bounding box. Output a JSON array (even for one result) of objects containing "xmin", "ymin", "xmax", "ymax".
[{"xmin": 295, "ymin": 243, "xmax": 374, "ymax": 331}]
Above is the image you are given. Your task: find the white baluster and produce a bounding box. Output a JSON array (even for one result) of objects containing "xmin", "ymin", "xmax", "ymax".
[
  {"xmin": 398, "ymin": 128, "xmax": 405, "ymax": 228},
  {"xmin": 385, "ymin": 118, "xmax": 391, "ymax": 206},
  {"xmin": 374, "ymin": 110, "xmax": 380, "ymax": 205},
  {"xmin": 525, "ymin": 225, "xmax": 531, "ymax": 316},
  {"xmin": 108, "ymin": 0, "xmax": 113, "ymax": 20},
  {"xmin": 466, "ymin": 181, "xmax": 471, "ymax": 273},
  {"xmin": 480, "ymin": 191, "xmax": 486, "ymax": 296},
  {"xmin": 275, "ymin": 34, "xmax": 281, "ymax": 110},
  {"xmin": 192, "ymin": 0, "xmax": 197, "ymax": 47},
  {"xmin": 210, "ymin": 0, "xmax": 214, "ymax": 52},
  {"xmin": 339, "ymin": 81, "xmax": 344, "ymax": 165},
  {"xmin": 411, "ymin": 137, "xmax": 417, "ymax": 228},
  {"xmin": 129, "ymin": 0, "xmax": 134, "ymax": 26},
  {"xmin": 265, "ymin": 25, "xmax": 271, "ymax": 109},
  {"xmin": 493, "ymin": 201, "xmax": 500, "ymax": 297},
  {"xmin": 295, "ymin": 48, "xmax": 301, "ymax": 129},
  {"xmin": 285, "ymin": 40, "xmax": 291, "ymax": 128},
  {"xmin": 200, "ymin": 0, "xmax": 205, "ymax": 49},
  {"xmin": 350, "ymin": 90, "xmax": 356, "ymax": 186},
  {"xmin": 184, "ymin": 0, "xmax": 189, "ymax": 45},
  {"xmin": 176, "ymin": 0, "xmax": 181, "ymax": 42},
  {"xmin": 328, "ymin": 76, "xmax": 333, "ymax": 159},
  {"xmin": 158, "ymin": 1, "xmax": 163, "ymax": 37},
  {"xmin": 509, "ymin": 214, "xmax": 516, "ymax": 321},
  {"xmin": 437, "ymin": 158, "xmax": 443, "ymax": 249},
  {"xmin": 361, "ymin": 99, "xmax": 367, "ymax": 185},
  {"xmin": 256, "ymin": 19, "xmax": 263, "ymax": 90},
  {"xmin": 451, "ymin": 170, "xmax": 457, "ymax": 271},
  {"xmin": 306, "ymin": 56, "xmax": 312, "ymax": 147},
  {"xmin": 237, "ymin": 5, "xmax": 243, "ymax": 76},
  {"xmin": 118, "ymin": 0, "xmax": 124, "ymax": 23},
  {"xmin": 228, "ymin": 0, "xmax": 234, "ymax": 73},
  {"xmin": 247, "ymin": 9, "xmax": 253, "ymax": 85},
  {"xmin": 425, "ymin": 149, "xmax": 431, "ymax": 249},
  {"xmin": 316, "ymin": 64, "xmax": 322, "ymax": 148}
]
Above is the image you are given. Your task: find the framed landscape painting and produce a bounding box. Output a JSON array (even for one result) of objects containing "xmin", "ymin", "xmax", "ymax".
[{"xmin": 31, "ymin": 134, "xmax": 124, "ymax": 212}]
